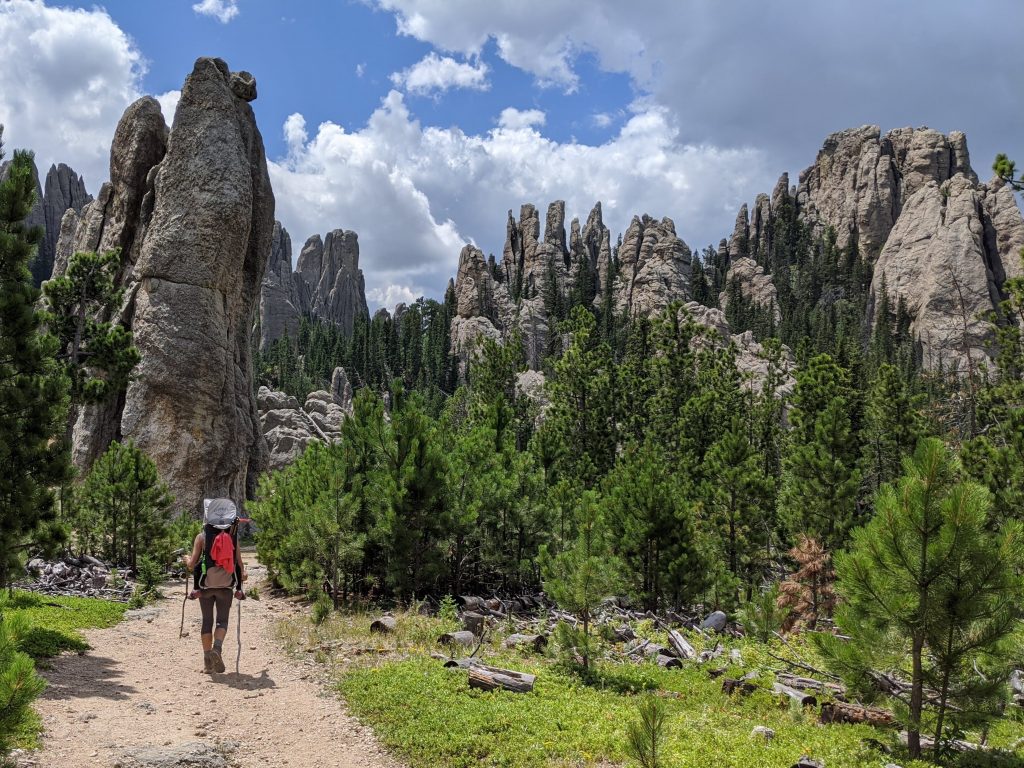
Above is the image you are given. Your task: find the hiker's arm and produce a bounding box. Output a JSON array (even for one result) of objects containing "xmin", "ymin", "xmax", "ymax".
[
  {"xmin": 183, "ymin": 533, "xmax": 203, "ymax": 571},
  {"xmin": 236, "ymin": 545, "xmax": 247, "ymax": 582}
]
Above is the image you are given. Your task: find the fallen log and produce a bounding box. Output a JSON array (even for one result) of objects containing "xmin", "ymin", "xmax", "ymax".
[
  {"xmin": 370, "ymin": 616, "xmax": 396, "ymax": 634},
  {"xmin": 667, "ymin": 628, "xmax": 696, "ymax": 660},
  {"xmin": 776, "ymin": 673, "xmax": 846, "ymax": 698},
  {"xmin": 819, "ymin": 700, "xmax": 895, "ymax": 727},
  {"xmin": 773, "ymin": 682, "xmax": 817, "ymax": 708},
  {"xmin": 457, "ymin": 596, "xmax": 485, "ymax": 611},
  {"xmin": 503, "ymin": 633, "xmax": 548, "ymax": 653},
  {"xmin": 439, "ymin": 630, "xmax": 476, "ymax": 648},
  {"xmin": 607, "ymin": 625, "xmax": 636, "ymax": 643},
  {"xmin": 468, "ymin": 664, "xmax": 536, "ymax": 693},
  {"xmin": 656, "ymin": 654, "xmax": 682, "ymax": 669}
]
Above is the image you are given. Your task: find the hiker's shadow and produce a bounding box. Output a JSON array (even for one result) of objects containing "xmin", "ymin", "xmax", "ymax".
[{"xmin": 212, "ymin": 668, "xmax": 276, "ymax": 691}]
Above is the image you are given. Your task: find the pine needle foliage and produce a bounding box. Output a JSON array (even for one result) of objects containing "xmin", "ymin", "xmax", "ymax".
[{"xmin": 624, "ymin": 694, "xmax": 667, "ymax": 768}]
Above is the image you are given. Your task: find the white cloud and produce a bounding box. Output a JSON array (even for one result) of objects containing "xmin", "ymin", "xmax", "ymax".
[
  {"xmin": 270, "ymin": 90, "xmax": 768, "ymax": 309},
  {"xmin": 370, "ymin": 0, "xmax": 1023, "ymax": 171},
  {"xmin": 355, "ymin": 63, "xmax": 366, "ymax": 78},
  {"xmin": 0, "ymin": 0, "xmax": 145, "ymax": 190},
  {"xmin": 497, "ymin": 108, "xmax": 545, "ymax": 130},
  {"xmin": 192, "ymin": 0, "xmax": 239, "ymax": 24},
  {"xmin": 367, "ymin": 283, "xmax": 422, "ymax": 310},
  {"xmin": 389, "ymin": 52, "xmax": 488, "ymax": 96},
  {"xmin": 591, "ymin": 112, "xmax": 614, "ymax": 129},
  {"xmin": 155, "ymin": 90, "xmax": 181, "ymax": 125}
]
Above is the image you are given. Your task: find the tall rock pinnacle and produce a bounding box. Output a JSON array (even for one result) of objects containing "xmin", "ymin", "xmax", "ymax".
[{"xmin": 55, "ymin": 57, "xmax": 274, "ymax": 514}]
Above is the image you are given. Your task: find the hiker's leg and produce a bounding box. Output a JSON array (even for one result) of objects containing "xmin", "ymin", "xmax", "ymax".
[
  {"xmin": 210, "ymin": 589, "xmax": 233, "ymax": 673},
  {"xmin": 199, "ymin": 592, "xmax": 215, "ymax": 651},
  {"xmin": 213, "ymin": 589, "xmax": 233, "ymax": 644}
]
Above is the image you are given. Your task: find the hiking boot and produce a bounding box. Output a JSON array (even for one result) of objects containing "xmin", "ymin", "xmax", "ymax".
[
  {"xmin": 203, "ymin": 650, "xmax": 215, "ymax": 674},
  {"xmin": 210, "ymin": 648, "xmax": 225, "ymax": 674}
]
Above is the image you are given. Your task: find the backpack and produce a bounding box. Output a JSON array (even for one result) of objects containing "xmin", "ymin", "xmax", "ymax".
[{"xmin": 194, "ymin": 498, "xmax": 243, "ymax": 591}]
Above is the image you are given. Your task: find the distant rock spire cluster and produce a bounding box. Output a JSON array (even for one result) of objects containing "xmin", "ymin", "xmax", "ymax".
[
  {"xmin": 258, "ymin": 224, "xmax": 369, "ymax": 348},
  {"xmin": 0, "ymin": 158, "xmax": 91, "ymax": 286}
]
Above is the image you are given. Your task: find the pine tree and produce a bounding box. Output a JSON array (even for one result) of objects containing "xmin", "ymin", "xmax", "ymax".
[
  {"xmin": 0, "ymin": 143, "xmax": 71, "ymax": 586},
  {"xmin": 818, "ymin": 439, "xmax": 1024, "ymax": 759},
  {"xmin": 860, "ymin": 363, "xmax": 925, "ymax": 497},
  {"xmin": 75, "ymin": 441, "xmax": 173, "ymax": 570},
  {"xmin": 777, "ymin": 535, "xmax": 834, "ymax": 632},
  {"xmin": 703, "ymin": 416, "xmax": 774, "ymax": 597},
  {"xmin": 603, "ymin": 442, "xmax": 708, "ymax": 610},
  {"xmin": 540, "ymin": 307, "xmax": 617, "ymax": 487},
  {"xmin": 43, "ymin": 249, "xmax": 140, "ymax": 436},
  {"xmin": 0, "ymin": 613, "xmax": 46, "ymax": 754},
  {"xmin": 377, "ymin": 382, "xmax": 449, "ymax": 598},
  {"xmin": 541, "ymin": 490, "xmax": 622, "ymax": 673},
  {"xmin": 781, "ymin": 354, "xmax": 861, "ymax": 549}
]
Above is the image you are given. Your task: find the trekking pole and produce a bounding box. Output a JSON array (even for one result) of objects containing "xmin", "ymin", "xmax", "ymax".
[
  {"xmin": 235, "ymin": 593, "xmax": 245, "ymax": 673},
  {"xmin": 174, "ymin": 548, "xmax": 189, "ymax": 639}
]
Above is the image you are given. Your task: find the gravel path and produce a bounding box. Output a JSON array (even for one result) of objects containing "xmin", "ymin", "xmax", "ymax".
[{"xmin": 29, "ymin": 556, "xmax": 401, "ymax": 768}]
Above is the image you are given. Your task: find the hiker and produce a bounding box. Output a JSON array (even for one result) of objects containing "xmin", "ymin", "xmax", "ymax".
[{"xmin": 182, "ymin": 498, "xmax": 247, "ymax": 674}]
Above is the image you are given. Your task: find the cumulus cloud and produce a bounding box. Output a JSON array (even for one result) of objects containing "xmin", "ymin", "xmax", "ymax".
[
  {"xmin": 389, "ymin": 52, "xmax": 488, "ymax": 95},
  {"xmin": 270, "ymin": 90, "xmax": 768, "ymax": 310},
  {"xmin": 0, "ymin": 0, "xmax": 144, "ymax": 189},
  {"xmin": 155, "ymin": 90, "xmax": 181, "ymax": 125},
  {"xmin": 192, "ymin": 0, "xmax": 239, "ymax": 24},
  {"xmin": 372, "ymin": 0, "xmax": 1022, "ymax": 170},
  {"xmin": 497, "ymin": 108, "xmax": 545, "ymax": 130}
]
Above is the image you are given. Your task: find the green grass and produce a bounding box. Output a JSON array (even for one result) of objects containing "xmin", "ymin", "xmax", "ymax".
[
  {"xmin": 279, "ymin": 608, "xmax": 1023, "ymax": 768},
  {"xmin": 0, "ymin": 590, "xmax": 127, "ymax": 659}
]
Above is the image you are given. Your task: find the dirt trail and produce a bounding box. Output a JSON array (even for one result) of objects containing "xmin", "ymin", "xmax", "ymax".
[{"xmin": 29, "ymin": 555, "xmax": 400, "ymax": 768}]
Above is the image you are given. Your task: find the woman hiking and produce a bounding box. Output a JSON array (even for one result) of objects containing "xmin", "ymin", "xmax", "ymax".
[{"xmin": 183, "ymin": 498, "xmax": 247, "ymax": 674}]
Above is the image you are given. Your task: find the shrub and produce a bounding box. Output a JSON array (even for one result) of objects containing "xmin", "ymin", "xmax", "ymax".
[
  {"xmin": 311, "ymin": 593, "xmax": 332, "ymax": 626},
  {"xmin": 738, "ymin": 583, "xmax": 789, "ymax": 642},
  {"xmin": 0, "ymin": 614, "xmax": 46, "ymax": 755}
]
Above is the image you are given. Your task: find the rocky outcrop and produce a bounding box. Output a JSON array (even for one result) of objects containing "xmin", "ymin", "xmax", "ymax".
[
  {"xmin": 612, "ymin": 214, "xmax": 691, "ymax": 317},
  {"xmin": 871, "ymin": 175, "xmax": 1000, "ymax": 372},
  {"xmin": 0, "ymin": 156, "xmax": 92, "ymax": 285},
  {"xmin": 54, "ymin": 57, "xmax": 273, "ymax": 514},
  {"xmin": 295, "ymin": 229, "xmax": 369, "ymax": 336},
  {"xmin": 39, "ymin": 164, "xmax": 91, "ymax": 284},
  {"xmin": 450, "ymin": 201, "xmax": 693, "ymax": 373},
  {"xmin": 719, "ymin": 256, "xmax": 781, "ymax": 324},
  {"xmin": 256, "ymin": 225, "xmax": 370, "ymax": 348},
  {"xmin": 727, "ymin": 125, "xmax": 1024, "ymax": 372},
  {"xmin": 257, "ymin": 368, "xmax": 352, "ymax": 470}
]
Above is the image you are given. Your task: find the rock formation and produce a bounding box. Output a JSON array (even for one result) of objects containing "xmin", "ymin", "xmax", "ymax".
[
  {"xmin": 719, "ymin": 256, "xmax": 781, "ymax": 324},
  {"xmin": 54, "ymin": 57, "xmax": 273, "ymax": 514},
  {"xmin": 257, "ymin": 366, "xmax": 353, "ymax": 470},
  {"xmin": 257, "ymin": 226, "xmax": 370, "ymax": 347},
  {"xmin": 0, "ymin": 157, "xmax": 89, "ymax": 285},
  {"xmin": 723, "ymin": 125, "xmax": 1024, "ymax": 372},
  {"xmin": 611, "ymin": 214, "xmax": 691, "ymax": 317},
  {"xmin": 39, "ymin": 164, "xmax": 91, "ymax": 284},
  {"xmin": 451, "ymin": 201, "xmax": 693, "ymax": 373}
]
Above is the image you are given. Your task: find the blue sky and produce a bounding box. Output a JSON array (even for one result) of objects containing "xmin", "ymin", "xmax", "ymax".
[{"xmin": 2, "ymin": 0, "xmax": 1022, "ymax": 308}]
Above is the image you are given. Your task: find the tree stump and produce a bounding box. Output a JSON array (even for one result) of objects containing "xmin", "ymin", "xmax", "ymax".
[
  {"xmin": 439, "ymin": 630, "xmax": 476, "ymax": 648},
  {"xmin": 370, "ymin": 616, "xmax": 396, "ymax": 634}
]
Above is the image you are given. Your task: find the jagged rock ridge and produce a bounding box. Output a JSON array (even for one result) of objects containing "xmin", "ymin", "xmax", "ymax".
[
  {"xmin": 54, "ymin": 57, "xmax": 273, "ymax": 514},
  {"xmin": 0, "ymin": 157, "xmax": 91, "ymax": 285},
  {"xmin": 452, "ymin": 201, "xmax": 693, "ymax": 370},
  {"xmin": 722, "ymin": 125, "xmax": 1024, "ymax": 372},
  {"xmin": 257, "ymin": 225, "xmax": 370, "ymax": 348}
]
